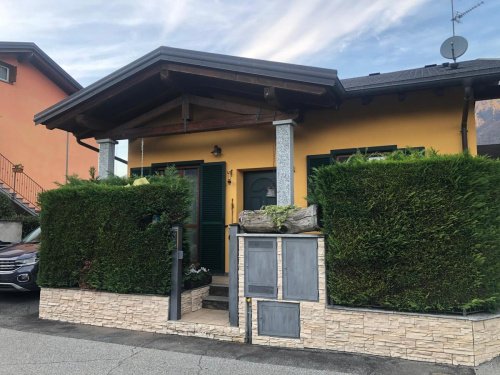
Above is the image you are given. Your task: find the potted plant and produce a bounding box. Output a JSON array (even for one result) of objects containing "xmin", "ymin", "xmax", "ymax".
[
  {"xmin": 12, "ymin": 164, "xmax": 24, "ymax": 174},
  {"xmin": 183, "ymin": 264, "xmax": 212, "ymax": 290}
]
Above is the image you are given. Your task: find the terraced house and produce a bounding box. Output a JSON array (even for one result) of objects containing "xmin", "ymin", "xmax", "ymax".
[
  {"xmin": 0, "ymin": 42, "xmax": 96, "ymax": 214},
  {"xmin": 34, "ymin": 47, "xmax": 500, "ymax": 274}
]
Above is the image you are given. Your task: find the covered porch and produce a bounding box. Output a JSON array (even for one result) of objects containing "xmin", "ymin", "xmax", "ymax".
[{"xmin": 35, "ymin": 46, "xmax": 343, "ymax": 274}]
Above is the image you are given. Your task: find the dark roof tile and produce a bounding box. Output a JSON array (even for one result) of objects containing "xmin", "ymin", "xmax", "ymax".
[{"xmin": 341, "ymin": 59, "xmax": 500, "ymax": 96}]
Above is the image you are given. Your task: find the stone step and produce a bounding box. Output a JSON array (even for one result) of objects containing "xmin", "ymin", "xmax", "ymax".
[
  {"xmin": 209, "ymin": 283, "xmax": 229, "ymax": 297},
  {"xmin": 202, "ymin": 295, "xmax": 229, "ymax": 311}
]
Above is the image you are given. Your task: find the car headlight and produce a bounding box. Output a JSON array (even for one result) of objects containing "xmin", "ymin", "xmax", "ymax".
[{"xmin": 17, "ymin": 253, "xmax": 39, "ymax": 266}]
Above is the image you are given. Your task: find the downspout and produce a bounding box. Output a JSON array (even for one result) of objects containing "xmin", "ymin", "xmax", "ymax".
[
  {"xmin": 76, "ymin": 138, "xmax": 128, "ymax": 165},
  {"xmin": 460, "ymin": 86, "xmax": 473, "ymax": 152}
]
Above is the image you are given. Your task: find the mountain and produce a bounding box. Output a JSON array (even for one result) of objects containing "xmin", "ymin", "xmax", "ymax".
[{"xmin": 475, "ymin": 99, "xmax": 500, "ymax": 145}]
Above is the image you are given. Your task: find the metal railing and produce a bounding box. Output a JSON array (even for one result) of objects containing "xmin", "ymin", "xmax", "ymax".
[{"xmin": 0, "ymin": 153, "xmax": 44, "ymax": 212}]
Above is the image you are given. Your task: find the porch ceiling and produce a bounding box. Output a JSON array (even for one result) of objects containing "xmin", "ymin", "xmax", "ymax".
[{"xmin": 34, "ymin": 47, "xmax": 342, "ymax": 140}]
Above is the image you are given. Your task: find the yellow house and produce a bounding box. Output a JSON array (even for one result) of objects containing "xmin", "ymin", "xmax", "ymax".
[{"xmin": 35, "ymin": 47, "xmax": 500, "ymax": 274}]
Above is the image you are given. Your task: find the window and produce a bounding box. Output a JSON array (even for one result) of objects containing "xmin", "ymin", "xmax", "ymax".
[
  {"xmin": 0, "ymin": 65, "xmax": 9, "ymax": 82},
  {"xmin": 331, "ymin": 145, "xmax": 397, "ymax": 162},
  {"xmin": 0, "ymin": 61, "xmax": 16, "ymax": 84},
  {"xmin": 330, "ymin": 145, "xmax": 425, "ymax": 163}
]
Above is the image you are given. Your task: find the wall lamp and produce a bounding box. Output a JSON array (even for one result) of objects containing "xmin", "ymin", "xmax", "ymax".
[{"xmin": 211, "ymin": 145, "xmax": 222, "ymax": 157}]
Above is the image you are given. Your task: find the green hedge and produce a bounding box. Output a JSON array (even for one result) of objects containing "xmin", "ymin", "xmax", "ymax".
[
  {"xmin": 38, "ymin": 172, "xmax": 190, "ymax": 295},
  {"xmin": 312, "ymin": 153, "xmax": 500, "ymax": 313}
]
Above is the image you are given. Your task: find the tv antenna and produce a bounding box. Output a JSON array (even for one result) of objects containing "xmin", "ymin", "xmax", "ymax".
[{"xmin": 440, "ymin": 0, "xmax": 484, "ymax": 63}]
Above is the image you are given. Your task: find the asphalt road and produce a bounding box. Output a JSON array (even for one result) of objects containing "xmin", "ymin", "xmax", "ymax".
[{"xmin": 0, "ymin": 291, "xmax": 497, "ymax": 375}]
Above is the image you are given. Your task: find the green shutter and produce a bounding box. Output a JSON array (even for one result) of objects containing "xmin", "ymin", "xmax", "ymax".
[
  {"xmin": 307, "ymin": 155, "xmax": 331, "ymax": 195},
  {"xmin": 199, "ymin": 162, "xmax": 226, "ymax": 273}
]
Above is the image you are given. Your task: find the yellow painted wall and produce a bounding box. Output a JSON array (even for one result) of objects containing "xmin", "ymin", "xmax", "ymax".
[{"xmin": 128, "ymin": 87, "xmax": 477, "ymax": 272}]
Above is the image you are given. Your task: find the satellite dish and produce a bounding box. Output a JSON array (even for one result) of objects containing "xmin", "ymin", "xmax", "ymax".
[{"xmin": 440, "ymin": 36, "xmax": 468, "ymax": 61}]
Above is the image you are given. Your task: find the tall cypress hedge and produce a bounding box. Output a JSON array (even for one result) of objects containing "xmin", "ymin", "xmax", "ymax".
[
  {"xmin": 312, "ymin": 153, "xmax": 500, "ymax": 313},
  {"xmin": 38, "ymin": 173, "xmax": 190, "ymax": 295}
]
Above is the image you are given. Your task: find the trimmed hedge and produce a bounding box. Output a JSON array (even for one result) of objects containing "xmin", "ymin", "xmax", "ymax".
[
  {"xmin": 312, "ymin": 153, "xmax": 500, "ymax": 313},
  {"xmin": 38, "ymin": 172, "xmax": 190, "ymax": 295}
]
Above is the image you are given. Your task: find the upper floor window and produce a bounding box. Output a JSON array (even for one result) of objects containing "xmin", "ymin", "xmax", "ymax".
[
  {"xmin": 0, "ymin": 65, "xmax": 8, "ymax": 82},
  {"xmin": 0, "ymin": 61, "xmax": 17, "ymax": 84}
]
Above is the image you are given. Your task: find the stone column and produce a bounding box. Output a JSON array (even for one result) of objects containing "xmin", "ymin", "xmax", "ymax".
[
  {"xmin": 96, "ymin": 138, "xmax": 117, "ymax": 179},
  {"xmin": 273, "ymin": 119, "xmax": 296, "ymax": 206}
]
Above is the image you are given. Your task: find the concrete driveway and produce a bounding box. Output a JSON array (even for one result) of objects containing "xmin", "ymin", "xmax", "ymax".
[
  {"xmin": 0, "ymin": 290, "xmax": 40, "ymax": 318},
  {"xmin": 0, "ymin": 291, "xmax": 496, "ymax": 375}
]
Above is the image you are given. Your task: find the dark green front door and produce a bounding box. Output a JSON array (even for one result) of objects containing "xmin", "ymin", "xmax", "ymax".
[{"xmin": 244, "ymin": 170, "xmax": 277, "ymax": 210}]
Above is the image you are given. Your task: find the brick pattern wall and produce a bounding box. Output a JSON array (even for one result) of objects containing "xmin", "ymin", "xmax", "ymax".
[
  {"xmin": 473, "ymin": 318, "xmax": 500, "ymax": 365},
  {"xmin": 237, "ymin": 235, "xmax": 500, "ymax": 366},
  {"xmin": 180, "ymin": 286, "xmax": 209, "ymax": 316},
  {"xmin": 39, "ymin": 286, "xmax": 244, "ymax": 342},
  {"xmin": 39, "ymin": 288, "xmax": 169, "ymax": 333}
]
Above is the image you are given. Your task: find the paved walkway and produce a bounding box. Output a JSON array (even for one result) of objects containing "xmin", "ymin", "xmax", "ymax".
[{"xmin": 0, "ymin": 292, "xmax": 497, "ymax": 374}]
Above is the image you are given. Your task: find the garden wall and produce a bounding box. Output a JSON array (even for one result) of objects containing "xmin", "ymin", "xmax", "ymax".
[
  {"xmin": 39, "ymin": 286, "xmax": 243, "ymax": 341},
  {"xmin": 312, "ymin": 154, "xmax": 500, "ymax": 314},
  {"xmin": 38, "ymin": 176, "xmax": 191, "ymax": 295},
  {"xmin": 238, "ymin": 234, "xmax": 500, "ymax": 366}
]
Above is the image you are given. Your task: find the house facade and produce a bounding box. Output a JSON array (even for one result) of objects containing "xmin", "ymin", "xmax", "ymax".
[
  {"xmin": 0, "ymin": 42, "xmax": 96, "ymax": 211},
  {"xmin": 35, "ymin": 47, "xmax": 500, "ymax": 273}
]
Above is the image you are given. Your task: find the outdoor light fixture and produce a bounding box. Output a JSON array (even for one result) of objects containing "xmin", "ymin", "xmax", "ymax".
[
  {"xmin": 266, "ymin": 184, "xmax": 276, "ymax": 198},
  {"xmin": 211, "ymin": 145, "xmax": 222, "ymax": 157}
]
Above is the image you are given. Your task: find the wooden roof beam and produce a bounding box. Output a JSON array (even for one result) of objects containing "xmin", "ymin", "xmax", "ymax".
[
  {"xmin": 94, "ymin": 111, "xmax": 298, "ymax": 140},
  {"xmin": 75, "ymin": 114, "xmax": 112, "ymax": 130},
  {"xmin": 165, "ymin": 64, "xmax": 328, "ymax": 96},
  {"xmin": 46, "ymin": 66, "xmax": 163, "ymax": 130},
  {"xmin": 109, "ymin": 96, "xmax": 184, "ymax": 134},
  {"xmin": 187, "ymin": 94, "xmax": 273, "ymax": 115}
]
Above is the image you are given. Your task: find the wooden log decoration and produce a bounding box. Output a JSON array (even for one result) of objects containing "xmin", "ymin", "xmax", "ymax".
[{"xmin": 238, "ymin": 205, "xmax": 319, "ymax": 234}]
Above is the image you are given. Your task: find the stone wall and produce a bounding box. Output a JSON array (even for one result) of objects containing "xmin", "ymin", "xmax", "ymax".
[
  {"xmin": 238, "ymin": 234, "xmax": 500, "ymax": 366},
  {"xmin": 40, "ymin": 286, "xmax": 244, "ymax": 342},
  {"xmin": 180, "ymin": 285, "xmax": 210, "ymax": 316},
  {"xmin": 0, "ymin": 220, "xmax": 22, "ymax": 243},
  {"xmin": 39, "ymin": 288, "xmax": 169, "ymax": 332},
  {"xmin": 39, "ymin": 234, "xmax": 500, "ymax": 367}
]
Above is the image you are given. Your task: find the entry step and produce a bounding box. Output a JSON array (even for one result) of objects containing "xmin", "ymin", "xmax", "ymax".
[
  {"xmin": 209, "ymin": 284, "xmax": 229, "ymax": 297},
  {"xmin": 202, "ymin": 295, "xmax": 229, "ymax": 310}
]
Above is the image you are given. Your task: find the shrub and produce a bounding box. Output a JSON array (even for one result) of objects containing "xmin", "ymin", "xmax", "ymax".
[
  {"xmin": 38, "ymin": 171, "xmax": 191, "ymax": 295},
  {"xmin": 0, "ymin": 193, "xmax": 40, "ymax": 236},
  {"xmin": 0, "ymin": 193, "xmax": 16, "ymax": 218},
  {"xmin": 312, "ymin": 153, "xmax": 500, "ymax": 313}
]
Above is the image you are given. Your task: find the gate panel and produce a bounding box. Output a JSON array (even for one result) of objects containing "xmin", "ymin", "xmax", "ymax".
[
  {"xmin": 283, "ymin": 238, "xmax": 318, "ymax": 301},
  {"xmin": 244, "ymin": 238, "xmax": 277, "ymax": 298},
  {"xmin": 258, "ymin": 301, "xmax": 300, "ymax": 338}
]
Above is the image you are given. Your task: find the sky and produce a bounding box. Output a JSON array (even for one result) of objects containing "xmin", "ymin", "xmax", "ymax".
[{"xmin": 1, "ymin": 0, "xmax": 499, "ymax": 176}]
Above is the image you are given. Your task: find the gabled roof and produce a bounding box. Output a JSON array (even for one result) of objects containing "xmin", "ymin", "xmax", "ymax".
[
  {"xmin": 33, "ymin": 45, "xmax": 500, "ymax": 139},
  {"xmin": 34, "ymin": 46, "xmax": 342, "ymax": 125},
  {"xmin": 341, "ymin": 59, "xmax": 500, "ymax": 97},
  {"xmin": 0, "ymin": 41, "xmax": 82, "ymax": 94}
]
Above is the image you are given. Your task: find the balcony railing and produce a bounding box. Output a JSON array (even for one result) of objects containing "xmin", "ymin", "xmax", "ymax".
[{"xmin": 0, "ymin": 153, "xmax": 43, "ymax": 212}]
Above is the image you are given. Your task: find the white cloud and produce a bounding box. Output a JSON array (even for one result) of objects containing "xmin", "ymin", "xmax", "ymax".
[
  {"xmin": 2, "ymin": 0, "xmax": 497, "ymax": 176},
  {"xmin": 1, "ymin": 0, "xmax": 432, "ymax": 84}
]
